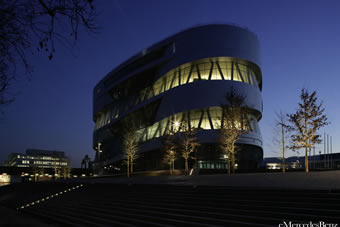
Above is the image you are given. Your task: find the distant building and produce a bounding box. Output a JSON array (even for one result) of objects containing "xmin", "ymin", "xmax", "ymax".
[
  {"xmin": 7, "ymin": 149, "xmax": 69, "ymax": 169},
  {"xmin": 262, "ymin": 153, "xmax": 340, "ymax": 170}
]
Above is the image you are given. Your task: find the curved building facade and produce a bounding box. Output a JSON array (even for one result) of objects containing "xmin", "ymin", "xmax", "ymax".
[{"xmin": 93, "ymin": 24, "xmax": 263, "ymax": 172}]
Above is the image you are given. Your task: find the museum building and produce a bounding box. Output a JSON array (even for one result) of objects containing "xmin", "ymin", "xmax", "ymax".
[{"xmin": 93, "ymin": 24, "xmax": 263, "ymax": 172}]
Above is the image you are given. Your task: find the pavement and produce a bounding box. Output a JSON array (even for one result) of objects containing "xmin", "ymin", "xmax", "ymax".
[
  {"xmin": 73, "ymin": 170, "xmax": 340, "ymax": 190},
  {"xmin": 2, "ymin": 171, "xmax": 340, "ymax": 226},
  {"xmin": 0, "ymin": 206, "xmax": 57, "ymax": 226}
]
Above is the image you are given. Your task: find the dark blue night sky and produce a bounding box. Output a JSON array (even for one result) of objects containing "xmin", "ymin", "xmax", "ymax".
[{"xmin": 1, "ymin": 0, "xmax": 339, "ymax": 167}]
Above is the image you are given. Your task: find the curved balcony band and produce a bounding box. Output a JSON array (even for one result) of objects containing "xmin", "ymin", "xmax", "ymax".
[{"xmin": 95, "ymin": 58, "xmax": 261, "ymax": 130}]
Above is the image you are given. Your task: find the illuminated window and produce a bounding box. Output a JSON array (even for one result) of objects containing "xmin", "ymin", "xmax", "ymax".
[
  {"xmin": 95, "ymin": 58, "xmax": 260, "ymax": 130},
  {"xmin": 135, "ymin": 107, "xmax": 258, "ymax": 142}
]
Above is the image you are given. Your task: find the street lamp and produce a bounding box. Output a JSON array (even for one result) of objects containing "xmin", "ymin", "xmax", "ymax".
[
  {"xmin": 172, "ymin": 120, "xmax": 180, "ymax": 132},
  {"xmin": 319, "ymin": 150, "xmax": 322, "ymax": 169},
  {"xmin": 98, "ymin": 142, "xmax": 102, "ymax": 161},
  {"xmin": 224, "ymin": 154, "xmax": 231, "ymax": 174},
  {"xmin": 170, "ymin": 150, "xmax": 175, "ymax": 171}
]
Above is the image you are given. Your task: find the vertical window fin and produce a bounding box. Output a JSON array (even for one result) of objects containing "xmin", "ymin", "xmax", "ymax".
[
  {"xmin": 196, "ymin": 64, "xmax": 201, "ymax": 80},
  {"xmin": 216, "ymin": 61, "xmax": 224, "ymax": 80},
  {"xmin": 207, "ymin": 109, "xmax": 214, "ymax": 129},
  {"xmin": 236, "ymin": 63, "xmax": 244, "ymax": 82},
  {"xmin": 170, "ymin": 71, "xmax": 176, "ymax": 89},
  {"xmin": 178, "ymin": 69, "xmax": 181, "ymax": 86},
  {"xmin": 188, "ymin": 111, "xmax": 191, "ymax": 130},
  {"xmin": 231, "ymin": 62, "xmax": 234, "ymax": 81},
  {"xmin": 208, "ymin": 61, "xmax": 213, "ymax": 80},
  {"xmin": 186, "ymin": 65, "xmax": 194, "ymax": 84},
  {"xmin": 198, "ymin": 110, "xmax": 204, "ymax": 129}
]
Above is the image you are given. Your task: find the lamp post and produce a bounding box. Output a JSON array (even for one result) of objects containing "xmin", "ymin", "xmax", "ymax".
[
  {"xmin": 98, "ymin": 142, "xmax": 102, "ymax": 161},
  {"xmin": 169, "ymin": 150, "xmax": 174, "ymax": 175},
  {"xmin": 278, "ymin": 122, "xmax": 287, "ymax": 173},
  {"xmin": 224, "ymin": 154, "xmax": 231, "ymax": 174},
  {"xmin": 173, "ymin": 120, "xmax": 180, "ymax": 133},
  {"xmin": 319, "ymin": 150, "xmax": 321, "ymax": 169}
]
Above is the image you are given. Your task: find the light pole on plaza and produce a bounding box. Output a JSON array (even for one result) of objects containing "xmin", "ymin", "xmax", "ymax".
[{"xmin": 98, "ymin": 142, "xmax": 102, "ymax": 161}]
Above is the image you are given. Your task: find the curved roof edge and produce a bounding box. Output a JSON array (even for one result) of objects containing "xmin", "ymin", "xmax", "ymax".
[{"xmin": 95, "ymin": 24, "xmax": 260, "ymax": 90}]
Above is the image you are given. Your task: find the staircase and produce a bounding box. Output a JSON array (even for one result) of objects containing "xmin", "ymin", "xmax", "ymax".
[{"xmin": 9, "ymin": 183, "xmax": 340, "ymax": 226}]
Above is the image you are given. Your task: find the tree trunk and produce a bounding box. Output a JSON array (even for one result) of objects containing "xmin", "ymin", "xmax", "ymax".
[
  {"xmin": 281, "ymin": 124, "xmax": 285, "ymax": 173},
  {"xmin": 227, "ymin": 158, "xmax": 231, "ymax": 174},
  {"xmin": 231, "ymin": 152, "xmax": 235, "ymax": 174},
  {"xmin": 305, "ymin": 147, "xmax": 309, "ymax": 173},
  {"xmin": 131, "ymin": 161, "xmax": 133, "ymax": 174},
  {"xmin": 185, "ymin": 158, "xmax": 188, "ymax": 175},
  {"xmin": 127, "ymin": 157, "xmax": 130, "ymax": 178},
  {"xmin": 170, "ymin": 162, "xmax": 172, "ymax": 175}
]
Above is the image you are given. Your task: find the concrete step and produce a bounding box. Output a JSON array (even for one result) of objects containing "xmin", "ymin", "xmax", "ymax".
[
  {"xmin": 34, "ymin": 202, "xmax": 203, "ymax": 227},
  {"xmin": 75, "ymin": 196, "xmax": 340, "ymax": 223},
  {"xmin": 15, "ymin": 183, "xmax": 340, "ymax": 226},
  {"xmin": 44, "ymin": 197, "xmax": 283, "ymax": 226},
  {"xmin": 25, "ymin": 204, "xmax": 137, "ymax": 227}
]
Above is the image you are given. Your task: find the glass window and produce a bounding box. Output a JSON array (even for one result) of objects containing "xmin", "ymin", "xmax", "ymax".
[
  {"xmin": 219, "ymin": 61, "xmax": 226, "ymax": 69},
  {"xmin": 216, "ymin": 62, "xmax": 224, "ymax": 80},
  {"xmin": 200, "ymin": 117, "xmax": 211, "ymax": 130},
  {"xmin": 242, "ymin": 70, "xmax": 249, "ymax": 84},
  {"xmin": 172, "ymin": 71, "xmax": 179, "ymax": 88},
  {"xmin": 247, "ymin": 70, "xmax": 254, "ymax": 85},
  {"xmin": 186, "ymin": 67, "xmax": 194, "ymax": 83},
  {"xmin": 181, "ymin": 67, "xmax": 189, "ymax": 84},
  {"xmin": 153, "ymin": 123, "xmax": 160, "ymax": 138},
  {"xmin": 238, "ymin": 64, "xmax": 247, "ymax": 73},
  {"xmin": 198, "ymin": 63, "xmax": 209, "ymax": 80},
  {"xmin": 188, "ymin": 110, "xmax": 200, "ymax": 129},
  {"xmin": 211, "ymin": 64, "xmax": 221, "ymax": 80},
  {"xmin": 165, "ymin": 74, "xmax": 173, "ymax": 91},
  {"xmin": 210, "ymin": 108, "xmax": 221, "ymax": 129},
  {"xmin": 153, "ymin": 81, "xmax": 162, "ymax": 96},
  {"xmin": 252, "ymin": 72, "xmax": 259, "ymax": 88},
  {"xmin": 220, "ymin": 66, "xmax": 231, "ymax": 80},
  {"xmin": 233, "ymin": 69, "xmax": 242, "ymax": 82},
  {"xmin": 191, "ymin": 66, "xmax": 200, "ymax": 81}
]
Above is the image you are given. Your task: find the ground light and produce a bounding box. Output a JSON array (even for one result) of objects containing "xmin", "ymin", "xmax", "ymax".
[{"xmin": 17, "ymin": 184, "xmax": 84, "ymax": 210}]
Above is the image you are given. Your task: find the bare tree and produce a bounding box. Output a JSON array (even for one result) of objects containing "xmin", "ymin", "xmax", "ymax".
[
  {"xmin": 219, "ymin": 87, "xmax": 251, "ymax": 174},
  {"xmin": 164, "ymin": 149, "xmax": 177, "ymax": 175},
  {"xmin": 179, "ymin": 128, "xmax": 200, "ymax": 175},
  {"xmin": 122, "ymin": 127, "xmax": 139, "ymax": 178},
  {"xmin": 162, "ymin": 130, "xmax": 178, "ymax": 175},
  {"xmin": 31, "ymin": 166, "xmax": 44, "ymax": 181},
  {"xmin": 81, "ymin": 154, "xmax": 89, "ymax": 169},
  {"xmin": 272, "ymin": 111, "xmax": 290, "ymax": 173},
  {"xmin": 61, "ymin": 161, "xmax": 71, "ymax": 179},
  {"xmin": 287, "ymin": 88, "xmax": 329, "ymax": 173},
  {"xmin": 52, "ymin": 161, "xmax": 60, "ymax": 180},
  {"xmin": 0, "ymin": 0, "xmax": 97, "ymax": 108}
]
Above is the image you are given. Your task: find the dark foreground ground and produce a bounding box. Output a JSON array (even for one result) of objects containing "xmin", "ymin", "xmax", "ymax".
[{"xmin": 1, "ymin": 171, "xmax": 340, "ymax": 226}]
